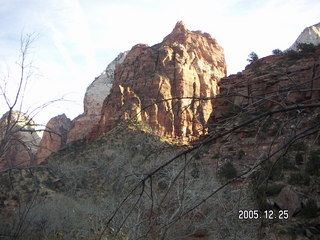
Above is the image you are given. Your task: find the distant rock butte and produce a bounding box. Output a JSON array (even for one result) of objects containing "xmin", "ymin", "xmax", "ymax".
[
  {"xmin": 90, "ymin": 21, "xmax": 226, "ymax": 140},
  {"xmin": 36, "ymin": 114, "xmax": 71, "ymax": 163},
  {"xmin": 290, "ymin": 22, "xmax": 320, "ymax": 50},
  {"xmin": 67, "ymin": 51, "xmax": 128, "ymax": 143},
  {"xmin": 0, "ymin": 111, "xmax": 41, "ymax": 169}
]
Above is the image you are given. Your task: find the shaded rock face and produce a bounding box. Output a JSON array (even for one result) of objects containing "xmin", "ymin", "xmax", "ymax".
[
  {"xmin": 36, "ymin": 114, "xmax": 71, "ymax": 163},
  {"xmin": 290, "ymin": 22, "xmax": 320, "ymax": 50},
  {"xmin": 92, "ymin": 21, "xmax": 226, "ymax": 140},
  {"xmin": 0, "ymin": 111, "xmax": 41, "ymax": 169},
  {"xmin": 209, "ymin": 48, "xmax": 320, "ymax": 123},
  {"xmin": 67, "ymin": 52, "xmax": 128, "ymax": 143}
]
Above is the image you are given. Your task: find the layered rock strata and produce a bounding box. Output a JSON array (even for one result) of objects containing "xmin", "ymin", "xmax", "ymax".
[
  {"xmin": 91, "ymin": 21, "xmax": 226, "ymax": 140},
  {"xmin": 209, "ymin": 47, "xmax": 320, "ymax": 123}
]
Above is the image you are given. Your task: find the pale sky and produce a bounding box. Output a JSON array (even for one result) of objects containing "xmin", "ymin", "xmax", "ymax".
[{"xmin": 0, "ymin": 0, "xmax": 319, "ymax": 126}]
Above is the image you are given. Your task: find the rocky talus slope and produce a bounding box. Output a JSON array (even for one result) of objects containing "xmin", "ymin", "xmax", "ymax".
[{"xmin": 91, "ymin": 21, "xmax": 226, "ymax": 140}]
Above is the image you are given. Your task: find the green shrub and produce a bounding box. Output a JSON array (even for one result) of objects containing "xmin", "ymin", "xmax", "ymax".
[
  {"xmin": 315, "ymin": 114, "xmax": 320, "ymax": 124},
  {"xmin": 306, "ymin": 150, "xmax": 320, "ymax": 175},
  {"xmin": 297, "ymin": 43, "xmax": 316, "ymax": 53},
  {"xmin": 237, "ymin": 150, "xmax": 245, "ymax": 160},
  {"xmin": 286, "ymin": 223, "xmax": 306, "ymax": 236},
  {"xmin": 261, "ymin": 123, "xmax": 268, "ymax": 133},
  {"xmin": 251, "ymin": 159, "xmax": 284, "ymax": 182},
  {"xmin": 158, "ymin": 180, "xmax": 168, "ymax": 190},
  {"xmin": 239, "ymin": 113, "xmax": 251, "ymax": 124},
  {"xmin": 284, "ymin": 43, "xmax": 316, "ymax": 61},
  {"xmin": 218, "ymin": 161, "xmax": 237, "ymax": 180},
  {"xmin": 285, "ymin": 49, "xmax": 300, "ymax": 60},
  {"xmin": 301, "ymin": 199, "xmax": 318, "ymax": 218},
  {"xmin": 236, "ymin": 72, "xmax": 243, "ymax": 77},
  {"xmin": 291, "ymin": 142, "xmax": 306, "ymax": 151},
  {"xmin": 263, "ymin": 159, "xmax": 284, "ymax": 181},
  {"xmin": 288, "ymin": 173, "xmax": 310, "ymax": 186},
  {"xmin": 212, "ymin": 153, "xmax": 220, "ymax": 159},
  {"xmin": 228, "ymin": 146, "xmax": 234, "ymax": 151},
  {"xmin": 250, "ymin": 169, "xmax": 266, "ymax": 186},
  {"xmin": 191, "ymin": 168, "xmax": 200, "ymax": 179},
  {"xmin": 295, "ymin": 152, "xmax": 304, "ymax": 165},
  {"xmin": 282, "ymin": 155, "xmax": 296, "ymax": 170},
  {"xmin": 272, "ymin": 49, "xmax": 283, "ymax": 55}
]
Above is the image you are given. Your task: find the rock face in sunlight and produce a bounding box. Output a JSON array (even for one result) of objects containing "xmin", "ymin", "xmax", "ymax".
[
  {"xmin": 0, "ymin": 111, "xmax": 41, "ymax": 169},
  {"xmin": 290, "ymin": 22, "xmax": 320, "ymax": 50},
  {"xmin": 36, "ymin": 114, "xmax": 71, "ymax": 163},
  {"xmin": 91, "ymin": 21, "xmax": 226, "ymax": 140},
  {"xmin": 67, "ymin": 52, "xmax": 128, "ymax": 143}
]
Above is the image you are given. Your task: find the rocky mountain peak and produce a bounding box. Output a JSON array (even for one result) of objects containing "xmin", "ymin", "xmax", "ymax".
[
  {"xmin": 171, "ymin": 20, "xmax": 189, "ymax": 34},
  {"xmin": 290, "ymin": 22, "xmax": 320, "ymax": 50},
  {"xmin": 90, "ymin": 22, "xmax": 226, "ymax": 140}
]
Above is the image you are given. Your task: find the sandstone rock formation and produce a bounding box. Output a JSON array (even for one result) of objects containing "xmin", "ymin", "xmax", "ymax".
[
  {"xmin": 67, "ymin": 51, "xmax": 128, "ymax": 143},
  {"xmin": 36, "ymin": 114, "xmax": 71, "ymax": 163},
  {"xmin": 290, "ymin": 22, "xmax": 320, "ymax": 50},
  {"xmin": 92, "ymin": 21, "xmax": 226, "ymax": 140},
  {"xmin": 0, "ymin": 111, "xmax": 41, "ymax": 169}
]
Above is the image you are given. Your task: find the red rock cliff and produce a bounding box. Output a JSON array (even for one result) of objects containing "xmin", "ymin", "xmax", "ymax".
[
  {"xmin": 209, "ymin": 47, "xmax": 320, "ymax": 124},
  {"xmin": 36, "ymin": 114, "xmax": 71, "ymax": 163},
  {"xmin": 92, "ymin": 21, "xmax": 226, "ymax": 139}
]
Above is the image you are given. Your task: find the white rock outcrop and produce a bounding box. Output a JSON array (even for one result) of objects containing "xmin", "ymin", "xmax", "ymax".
[
  {"xmin": 290, "ymin": 22, "xmax": 320, "ymax": 50},
  {"xmin": 67, "ymin": 51, "xmax": 128, "ymax": 143}
]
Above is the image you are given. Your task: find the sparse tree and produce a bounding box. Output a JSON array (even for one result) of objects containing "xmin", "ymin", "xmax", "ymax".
[
  {"xmin": 247, "ymin": 51, "xmax": 259, "ymax": 63},
  {"xmin": 0, "ymin": 34, "xmax": 63, "ymax": 170},
  {"xmin": 0, "ymin": 34, "xmax": 65, "ymax": 240}
]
